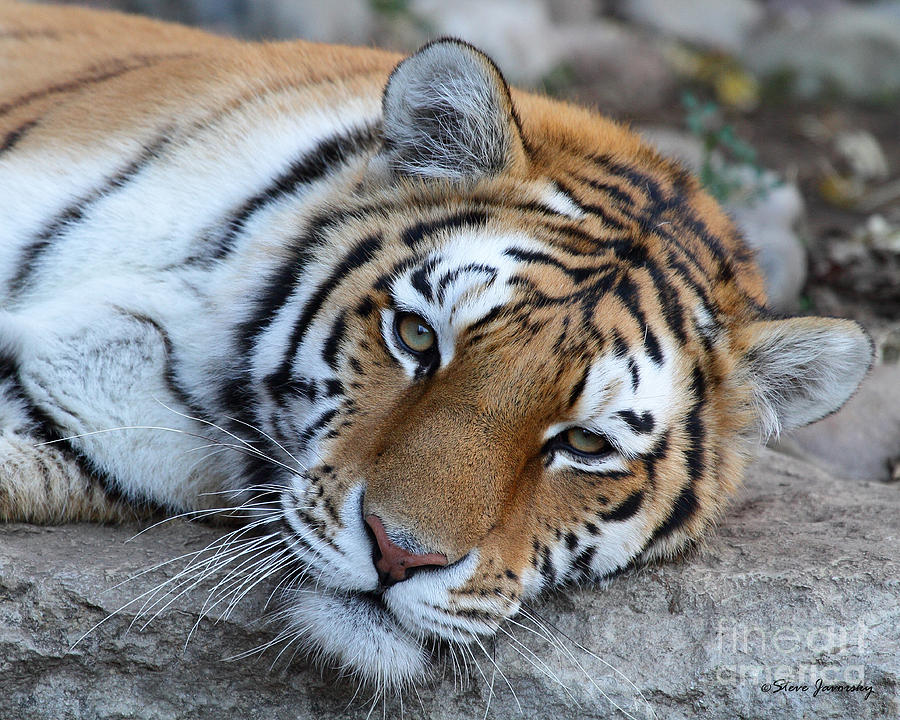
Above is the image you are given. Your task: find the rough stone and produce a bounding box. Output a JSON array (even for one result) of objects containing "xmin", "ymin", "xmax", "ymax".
[
  {"xmin": 409, "ymin": 0, "xmax": 562, "ymax": 85},
  {"xmin": 618, "ymin": 0, "xmax": 765, "ymax": 53},
  {"xmin": 742, "ymin": 3, "xmax": 900, "ymax": 101},
  {"xmin": 725, "ymin": 175, "xmax": 807, "ymax": 311},
  {"xmin": 777, "ymin": 363, "xmax": 900, "ymax": 482},
  {"xmin": 242, "ymin": 0, "xmax": 375, "ymax": 44},
  {"xmin": 2, "ymin": 449, "xmax": 897, "ymax": 719}
]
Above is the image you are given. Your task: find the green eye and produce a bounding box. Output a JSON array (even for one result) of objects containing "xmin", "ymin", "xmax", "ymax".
[
  {"xmin": 564, "ymin": 428, "xmax": 610, "ymax": 456},
  {"xmin": 394, "ymin": 312, "xmax": 436, "ymax": 355}
]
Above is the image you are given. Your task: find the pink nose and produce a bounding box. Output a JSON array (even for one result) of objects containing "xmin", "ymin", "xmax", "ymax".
[{"xmin": 365, "ymin": 515, "xmax": 448, "ymax": 585}]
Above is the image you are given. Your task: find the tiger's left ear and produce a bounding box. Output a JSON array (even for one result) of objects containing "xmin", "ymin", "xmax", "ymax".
[
  {"xmin": 380, "ymin": 39, "xmax": 527, "ymax": 181},
  {"xmin": 736, "ymin": 316, "xmax": 873, "ymax": 439}
]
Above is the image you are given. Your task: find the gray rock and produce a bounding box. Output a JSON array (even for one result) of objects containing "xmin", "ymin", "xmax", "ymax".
[
  {"xmin": 725, "ymin": 175, "xmax": 807, "ymax": 311},
  {"xmin": 618, "ymin": 0, "xmax": 765, "ymax": 53},
  {"xmin": 546, "ymin": 0, "xmax": 602, "ymax": 24},
  {"xmin": 409, "ymin": 0, "xmax": 562, "ymax": 85},
  {"xmin": 778, "ymin": 363, "xmax": 900, "ymax": 482},
  {"xmin": 2, "ymin": 449, "xmax": 898, "ymax": 719},
  {"xmin": 242, "ymin": 0, "xmax": 375, "ymax": 44},
  {"xmin": 742, "ymin": 3, "xmax": 900, "ymax": 100}
]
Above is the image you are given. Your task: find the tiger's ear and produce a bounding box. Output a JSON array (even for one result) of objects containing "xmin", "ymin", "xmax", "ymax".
[
  {"xmin": 380, "ymin": 39, "xmax": 527, "ymax": 181},
  {"xmin": 736, "ymin": 317, "xmax": 873, "ymax": 439}
]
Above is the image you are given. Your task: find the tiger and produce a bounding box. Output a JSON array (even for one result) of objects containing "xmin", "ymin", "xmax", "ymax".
[{"xmin": 0, "ymin": 0, "xmax": 873, "ymax": 691}]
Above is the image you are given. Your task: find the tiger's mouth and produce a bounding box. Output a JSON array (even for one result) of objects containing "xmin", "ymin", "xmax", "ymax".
[
  {"xmin": 281, "ymin": 581, "xmax": 435, "ymax": 688},
  {"xmin": 269, "ymin": 482, "xmax": 515, "ymax": 686},
  {"xmin": 275, "ymin": 523, "xmax": 496, "ymax": 688}
]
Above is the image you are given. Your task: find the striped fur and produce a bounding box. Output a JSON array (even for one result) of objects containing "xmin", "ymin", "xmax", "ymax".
[{"xmin": 0, "ymin": 2, "xmax": 872, "ymax": 688}]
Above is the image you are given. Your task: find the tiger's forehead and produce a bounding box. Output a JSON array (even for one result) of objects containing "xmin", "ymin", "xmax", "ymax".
[
  {"xmin": 378, "ymin": 225, "xmax": 691, "ymax": 432},
  {"xmin": 378, "ymin": 219, "xmax": 693, "ymax": 352}
]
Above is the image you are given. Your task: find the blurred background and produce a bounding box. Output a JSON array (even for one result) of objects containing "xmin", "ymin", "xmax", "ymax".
[{"xmin": 38, "ymin": 0, "xmax": 900, "ymax": 480}]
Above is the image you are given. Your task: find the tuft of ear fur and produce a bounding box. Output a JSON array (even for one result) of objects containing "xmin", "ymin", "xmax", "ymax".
[
  {"xmin": 381, "ymin": 39, "xmax": 526, "ymax": 180},
  {"xmin": 737, "ymin": 317, "xmax": 873, "ymax": 440}
]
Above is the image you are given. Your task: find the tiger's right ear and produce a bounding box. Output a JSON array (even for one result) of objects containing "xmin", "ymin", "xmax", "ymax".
[
  {"xmin": 734, "ymin": 316, "xmax": 873, "ymax": 440},
  {"xmin": 379, "ymin": 39, "xmax": 527, "ymax": 181}
]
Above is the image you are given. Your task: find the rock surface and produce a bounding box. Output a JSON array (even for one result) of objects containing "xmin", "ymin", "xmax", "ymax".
[
  {"xmin": 618, "ymin": 0, "xmax": 764, "ymax": 52},
  {"xmin": 778, "ymin": 363, "xmax": 900, "ymax": 482},
  {"xmin": 741, "ymin": 3, "xmax": 900, "ymax": 100},
  {"xmin": 2, "ymin": 449, "xmax": 898, "ymax": 720}
]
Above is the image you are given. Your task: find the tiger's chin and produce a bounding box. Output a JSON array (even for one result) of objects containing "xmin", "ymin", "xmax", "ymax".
[{"xmin": 283, "ymin": 586, "xmax": 433, "ymax": 689}]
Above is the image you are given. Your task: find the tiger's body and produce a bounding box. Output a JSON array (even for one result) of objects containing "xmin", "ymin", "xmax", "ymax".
[{"xmin": 0, "ymin": 1, "xmax": 872, "ymax": 688}]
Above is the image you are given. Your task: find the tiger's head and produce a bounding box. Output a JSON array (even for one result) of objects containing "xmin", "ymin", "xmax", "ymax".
[{"xmin": 229, "ymin": 40, "xmax": 872, "ymax": 687}]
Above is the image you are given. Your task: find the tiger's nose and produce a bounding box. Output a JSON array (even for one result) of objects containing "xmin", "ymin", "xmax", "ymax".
[{"xmin": 364, "ymin": 514, "xmax": 448, "ymax": 586}]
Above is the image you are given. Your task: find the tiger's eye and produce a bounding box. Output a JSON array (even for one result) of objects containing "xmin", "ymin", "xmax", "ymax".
[
  {"xmin": 395, "ymin": 313, "xmax": 436, "ymax": 355},
  {"xmin": 565, "ymin": 428, "xmax": 609, "ymax": 455}
]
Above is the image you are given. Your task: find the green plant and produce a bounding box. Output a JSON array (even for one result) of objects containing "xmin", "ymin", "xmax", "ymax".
[
  {"xmin": 681, "ymin": 91, "xmax": 777, "ymax": 203},
  {"xmin": 370, "ymin": 0, "xmax": 410, "ymax": 16}
]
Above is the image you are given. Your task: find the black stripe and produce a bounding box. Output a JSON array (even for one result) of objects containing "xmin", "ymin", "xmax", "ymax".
[
  {"xmin": 0, "ymin": 117, "xmax": 38, "ymax": 154},
  {"xmin": 120, "ymin": 311, "xmax": 208, "ymax": 420},
  {"xmin": 616, "ymin": 409, "xmax": 655, "ymax": 434},
  {"xmin": 613, "ymin": 274, "xmax": 663, "ymax": 364},
  {"xmin": 572, "ymin": 546, "xmax": 596, "ymax": 577},
  {"xmin": 567, "ymin": 366, "xmax": 589, "ymax": 409},
  {"xmin": 435, "ymin": 263, "xmax": 496, "ymax": 303},
  {"xmin": 643, "ymin": 431, "xmax": 669, "ymax": 491},
  {"xmin": 644, "ymin": 261, "xmax": 689, "ymax": 344},
  {"xmin": 683, "ymin": 368, "xmax": 707, "ymax": 483},
  {"xmin": 462, "ymin": 303, "xmax": 508, "ymax": 338},
  {"xmin": 287, "ymin": 377, "xmax": 319, "ymax": 402},
  {"xmin": 210, "ymin": 124, "xmax": 378, "ymax": 259},
  {"xmin": 410, "ymin": 266, "xmax": 433, "ymax": 301},
  {"xmin": 539, "ymin": 544, "xmax": 554, "ymax": 582},
  {"xmin": 591, "ymin": 153, "xmax": 666, "ymax": 209},
  {"xmin": 599, "ymin": 490, "xmax": 644, "ymax": 522},
  {"xmin": 299, "ymin": 408, "xmax": 338, "ymax": 444},
  {"xmin": 628, "ymin": 358, "xmax": 640, "ymax": 391},
  {"xmin": 233, "ymin": 210, "xmax": 346, "ymax": 358},
  {"xmin": 322, "ymin": 311, "xmax": 348, "ymax": 371},
  {"xmin": 554, "ymin": 179, "xmax": 627, "ymax": 230},
  {"xmin": 8, "ymin": 132, "xmax": 170, "ymax": 298},
  {"xmin": 266, "ymin": 233, "xmax": 382, "ymax": 402},
  {"xmin": 609, "ymin": 331, "xmax": 629, "ymax": 358},
  {"xmin": 583, "ymin": 177, "xmax": 638, "ymax": 209},
  {"xmin": 504, "ymin": 247, "xmax": 593, "ymax": 283},
  {"xmin": 374, "ymin": 254, "xmax": 422, "ymax": 293},
  {"xmin": 650, "ymin": 485, "xmax": 699, "ymax": 543},
  {"xmin": 0, "ymin": 54, "xmax": 186, "ymax": 118},
  {"xmin": 400, "ymin": 210, "xmax": 487, "ymax": 247},
  {"xmin": 648, "ymin": 370, "xmax": 706, "ymax": 543}
]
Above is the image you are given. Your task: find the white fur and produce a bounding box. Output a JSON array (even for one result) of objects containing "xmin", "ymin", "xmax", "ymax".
[{"xmin": 540, "ymin": 185, "xmax": 586, "ymax": 218}]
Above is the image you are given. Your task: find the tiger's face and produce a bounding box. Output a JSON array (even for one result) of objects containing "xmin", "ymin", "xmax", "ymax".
[{"xmin": 230, "ymin": 41, "xmax": 871, "ymax": 686}]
